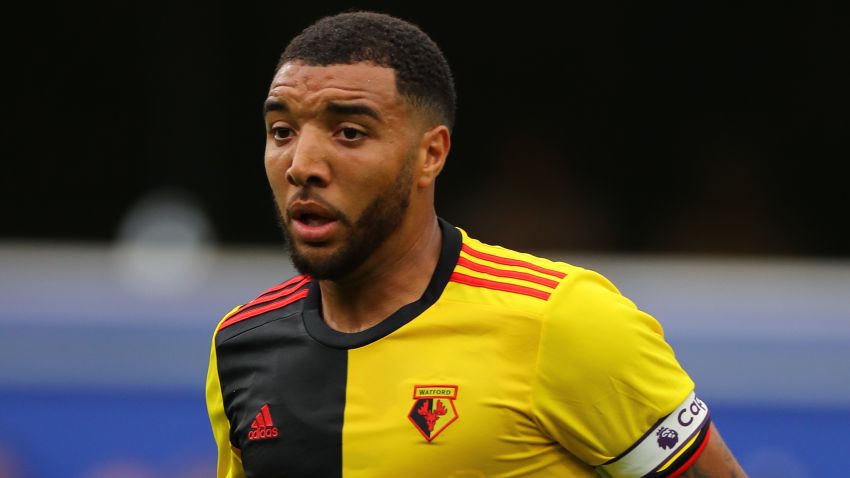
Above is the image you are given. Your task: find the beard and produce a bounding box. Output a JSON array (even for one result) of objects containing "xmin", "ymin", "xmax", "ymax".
[{"xmin": 277, "ymin": 158, "xmax": 413, "ymax": 281}]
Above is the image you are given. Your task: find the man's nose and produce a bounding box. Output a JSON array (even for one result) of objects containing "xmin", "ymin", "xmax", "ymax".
[{"xmin": 286, "ymin": 126, "xmax": 331, "ymax": 187}]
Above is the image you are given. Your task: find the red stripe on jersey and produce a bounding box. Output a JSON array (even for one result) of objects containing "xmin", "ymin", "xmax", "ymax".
[
  {"xmin": 461, "ymin": 244, "xmax": 566, "ymax": 279},
  {"xmin": 252, "ymin": 275, "xmax": 307, "ymax": 300},
  {"xmin": 244, "ymin": 276, "xmax": 311, "ymax": 310},
  {"xmin": 450, "ymin": 272, "xmax": 551, "ymax": 300},
  {"xmin": 456, "ymin": 256, "xmax": 559, "ymax": 289},
  {"xmin": 667, "ymin": 426, "xmax": 712, "ymax": 478},
  {"xmin": 255, "ymin": 412, "xmax": 266, "ymax": 428},
  {"xmin": 219, "ymin": 288, "xmax": 310, "ymax": 331}
]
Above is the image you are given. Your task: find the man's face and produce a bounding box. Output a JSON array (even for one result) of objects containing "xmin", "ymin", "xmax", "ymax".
[{"xmin": 264, "ymin": 61, "xmax": 422, "ymax": 280}]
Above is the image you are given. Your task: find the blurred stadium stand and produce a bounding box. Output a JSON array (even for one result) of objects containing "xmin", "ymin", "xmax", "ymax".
[{"xmin": 1, "ymin": 244, "xmax": 847, "ymax": 477}]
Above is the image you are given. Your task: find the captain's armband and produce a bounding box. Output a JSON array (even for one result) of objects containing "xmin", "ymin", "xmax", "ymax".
[{"xmin": 597, "ymin": 391, "xmax": 712, "ymax": 478}]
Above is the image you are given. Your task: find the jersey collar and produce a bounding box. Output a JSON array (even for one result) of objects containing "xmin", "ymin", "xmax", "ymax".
[{"xmin": 302, "ymin": 217, "xmax": 462, "ymax": 349}]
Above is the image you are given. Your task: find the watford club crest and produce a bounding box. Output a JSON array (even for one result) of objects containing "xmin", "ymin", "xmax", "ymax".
[{"xmin": 408, "ymin": 385, "xmax": 459, "ymax": 442}]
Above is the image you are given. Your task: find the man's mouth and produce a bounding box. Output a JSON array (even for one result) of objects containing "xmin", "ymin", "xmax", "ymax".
[
  {"xmin": 288, "ymin": 202, "xmax": 342, "ymax": 243},
  {"xmin": 294, "ymin": 212, "xmax": 334, "ymax": 227}
]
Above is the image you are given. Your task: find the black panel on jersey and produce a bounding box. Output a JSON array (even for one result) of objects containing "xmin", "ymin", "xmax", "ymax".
[
  {"xmin": 216, "ymin": 305, "xmax": 347, "ymax": 478},
  {"xmin": 302, "ymin": 217, "xmax": 462, "ymax": 349}
]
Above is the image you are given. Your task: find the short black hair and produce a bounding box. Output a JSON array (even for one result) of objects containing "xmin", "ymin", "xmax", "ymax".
[{"xmin": 278, "ymin": 11, "xmax": 456, "ymax": 130}]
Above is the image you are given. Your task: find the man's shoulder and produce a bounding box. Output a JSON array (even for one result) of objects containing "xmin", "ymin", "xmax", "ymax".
[
  {"xmin": 458, "ymin": 229, "xmax": 575, "ymax": 277},
  {"xmin": 212, "ymin": 274, "xmax": 312, "ymax": 342},
  {"xmin": 450, "ymin": 227, "xmax": 624, "ymax": 309},
  {"xmin": 448, "ymin": 228, "xmax": 588, "ymax": 307}
]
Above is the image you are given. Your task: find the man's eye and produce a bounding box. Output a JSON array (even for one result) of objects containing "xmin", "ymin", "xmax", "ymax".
[
  {"xmin": 271, "ymin": 127, "xmax": 293, "ymax": 140},
  {"xmin": 339, "ymin": 128, "xmax": 366, "ymax": 141}
]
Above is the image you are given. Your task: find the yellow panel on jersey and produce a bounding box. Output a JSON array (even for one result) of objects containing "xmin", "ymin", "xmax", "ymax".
[{"xmin": 344, "ymin": 296, "xmax": 585, "ymax": 476}]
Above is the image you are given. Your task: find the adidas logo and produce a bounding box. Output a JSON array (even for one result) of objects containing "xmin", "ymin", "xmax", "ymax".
[{"xmin": 248, "ymin": 404, "xmax": 279, "ymax": 441}]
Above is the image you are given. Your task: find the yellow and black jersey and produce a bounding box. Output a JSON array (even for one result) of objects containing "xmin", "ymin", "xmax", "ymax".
[{"xmin": 206, "ymin": 219, "xmax": 711, "ymax": 478}]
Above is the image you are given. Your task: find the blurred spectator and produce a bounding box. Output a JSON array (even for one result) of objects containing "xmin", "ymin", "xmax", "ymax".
[
  {"xmin": 655, "ymin": 130, "xmax": 790, "ymax": 254},
  {"xmin": 83, "ymin": 460, "xmax": 156, "ymax": 478}
]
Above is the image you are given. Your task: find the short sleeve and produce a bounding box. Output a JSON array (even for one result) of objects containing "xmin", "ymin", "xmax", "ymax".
[
  {"xmin": 531, "ymin": 268, "xmax": 709, "ymax": 476},
  {"xmin": 206, "ymin": 308, "xmax": 247, "ymax": 478}
]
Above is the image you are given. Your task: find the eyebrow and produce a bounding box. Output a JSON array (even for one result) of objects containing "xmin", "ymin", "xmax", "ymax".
[
  {"xmin": 326, "ymin": 102, "xmax": 382, "ymax": 121},
  {"xmin": 263, "ymin": 98, "xmax": 287, "ymax": 115},
  {"xmin": 262, "ymin": 98, "xmax": 382, "ymax": 122}
]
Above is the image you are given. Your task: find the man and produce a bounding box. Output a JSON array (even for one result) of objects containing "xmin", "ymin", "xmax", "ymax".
[{"xmin": 206, "ymin": 11, "xmax": 747, "ymax": 478}]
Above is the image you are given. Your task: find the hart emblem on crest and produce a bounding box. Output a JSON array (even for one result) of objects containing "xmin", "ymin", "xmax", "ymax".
[{"xmin": 408, "ymin": 385, "xmax": 459, "ymax": 442}]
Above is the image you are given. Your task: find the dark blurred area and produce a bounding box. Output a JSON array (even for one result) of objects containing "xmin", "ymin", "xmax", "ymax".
[{"xmin": 5, "ymin": 2, "xmax": 849, "ymax": 256}]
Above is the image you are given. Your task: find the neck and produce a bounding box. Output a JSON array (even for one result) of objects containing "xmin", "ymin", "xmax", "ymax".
[{"xmin": 317, "ymin": 214, "xmax": 442, "ymax": 333}]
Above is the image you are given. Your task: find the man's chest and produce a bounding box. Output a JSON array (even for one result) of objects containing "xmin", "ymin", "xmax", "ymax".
[{"xmin": 219, "ymin": 311, "xmax": 592, "ymax": 477}]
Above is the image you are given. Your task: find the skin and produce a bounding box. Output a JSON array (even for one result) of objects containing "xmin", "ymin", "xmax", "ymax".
[
  {"xmin": 263, "ymin": 60, "xmax": 746, "ymax": 476},
  {"xmin": 679, "ymin": 424, "xmax": 748, "ymax": 477},
  {"xmin": 263, "ymin": 61, "xmax": 450, "ymax": 333}
]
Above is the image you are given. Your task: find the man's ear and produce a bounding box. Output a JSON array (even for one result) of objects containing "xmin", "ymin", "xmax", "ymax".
[{"xmin": 417, "ymin": 125, "xmax": 451, "ymax": 188}]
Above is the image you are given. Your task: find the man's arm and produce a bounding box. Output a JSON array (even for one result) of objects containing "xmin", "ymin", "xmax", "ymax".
[
  {"xmin": 679, "ymin": 423, "xmax": 747, "ymax": 478},
  {"xmin": 207, "ymin": 308, "xmax": 248, "ymax": 478}
]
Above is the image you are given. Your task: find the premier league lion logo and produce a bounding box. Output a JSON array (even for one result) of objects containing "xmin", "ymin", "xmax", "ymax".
[{"xmin": 656, "ymin": 427, "xmax": 679, "ymax": 450}]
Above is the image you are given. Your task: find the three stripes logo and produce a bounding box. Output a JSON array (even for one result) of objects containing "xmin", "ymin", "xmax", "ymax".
[{"xmin": 248, "ymin": 404, "xmax": 279, "ymax": 441}]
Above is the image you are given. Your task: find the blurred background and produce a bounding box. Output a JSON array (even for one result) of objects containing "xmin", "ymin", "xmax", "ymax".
[{"xmin": 2, "ymin": 2, "xmax": 849, "ymax": 477}]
